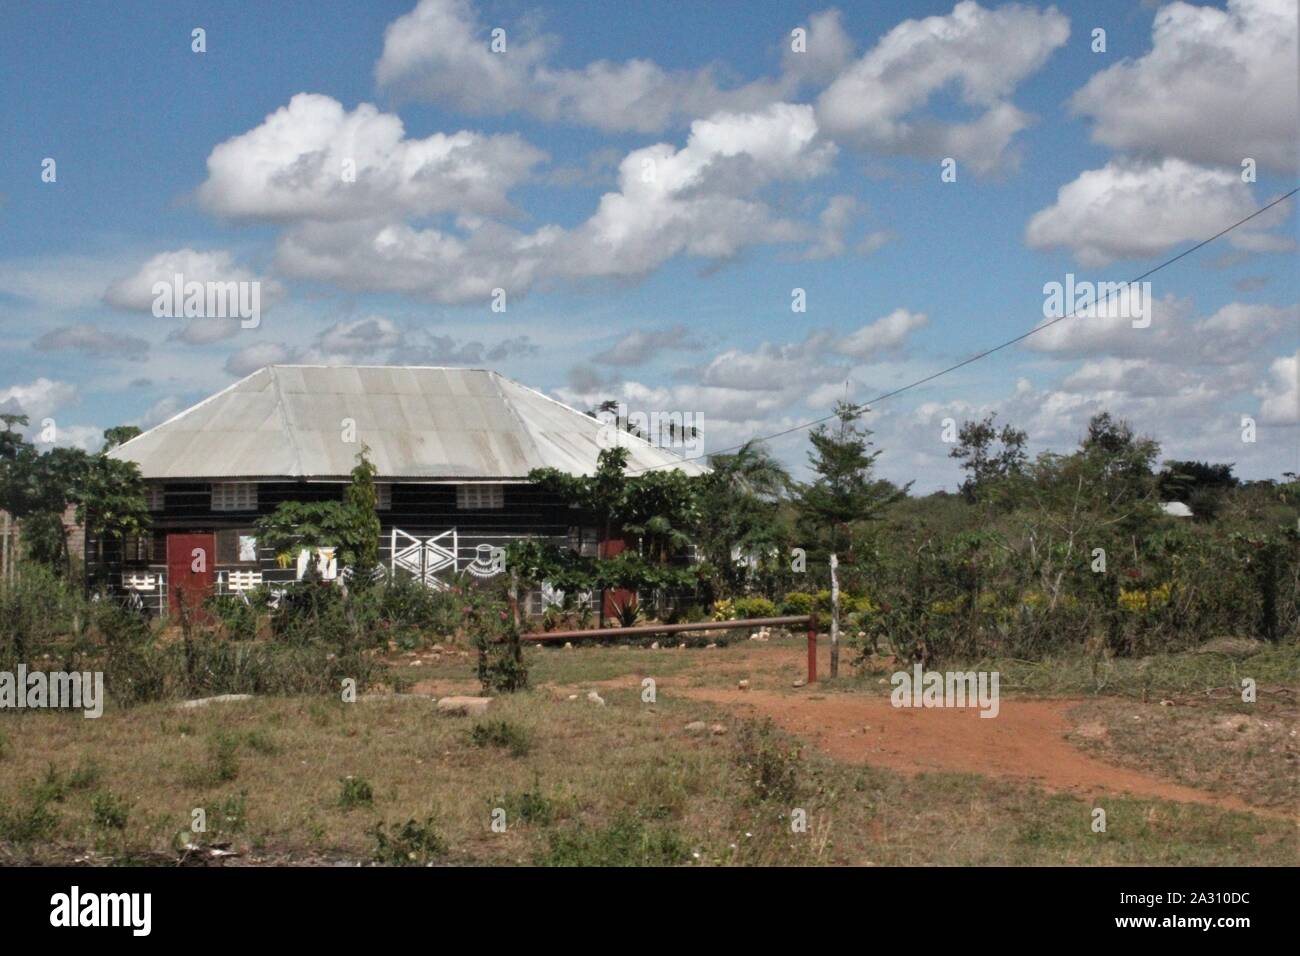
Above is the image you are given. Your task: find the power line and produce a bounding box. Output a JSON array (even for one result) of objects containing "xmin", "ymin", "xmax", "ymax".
[{"xmin": 630, "ymin": 187, "xmax": 1298, "ymax": 473}]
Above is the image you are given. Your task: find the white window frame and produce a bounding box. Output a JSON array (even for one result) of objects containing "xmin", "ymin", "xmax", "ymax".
[
  {"xmin": 456, "ymin": 483, "xmax": 504, "ymax": 510},
  {"xmin": 212, "ymin": 482, "xmax": 258, "ymax": 512},
  {"xmin": 145, "ymin": 485, "xmax": 165, "ymax": 511}
]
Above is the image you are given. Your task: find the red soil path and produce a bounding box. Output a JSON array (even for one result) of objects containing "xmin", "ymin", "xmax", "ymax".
[{"xmin": 680, "ymin": 686, "xmax": 1289, "ymax": 818}]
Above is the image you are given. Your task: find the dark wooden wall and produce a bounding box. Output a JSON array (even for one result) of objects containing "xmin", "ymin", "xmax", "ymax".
[{"xmin": 89, "ymin": 480, "xmax": 600, "ymax": 616}]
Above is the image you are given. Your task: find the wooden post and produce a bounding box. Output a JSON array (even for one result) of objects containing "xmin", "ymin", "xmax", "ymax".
[
  {"xmin": 807, "ymin": 612, "xmax": 817, "ymax": 684},
  {"xmin": 509, "ymin": 569, "xmax": 521, "ymax": 628},
  {"xmin": 829, "ymin": 552, "xmax": 840, "ymax": 678}
]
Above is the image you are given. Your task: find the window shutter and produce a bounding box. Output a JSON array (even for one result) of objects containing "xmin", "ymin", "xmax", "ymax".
[
  {"xmin": 212, "ymin": 483, "xmax": 257, "ymax": 511},
  {"xmin": 456, "ymin": 484, "xmax": 503, "ymax": 510}
]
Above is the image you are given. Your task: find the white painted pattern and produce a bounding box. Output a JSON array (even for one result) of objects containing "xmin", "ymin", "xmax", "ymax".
[{"xmin": 391, "ymin": 528, "xmax": 459, "ymax": 590}]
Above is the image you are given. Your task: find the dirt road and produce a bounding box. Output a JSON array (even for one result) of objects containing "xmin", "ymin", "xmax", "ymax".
[{"xmin": 681, "ymin": 686, "xmax": 1289, "ymax": 817}]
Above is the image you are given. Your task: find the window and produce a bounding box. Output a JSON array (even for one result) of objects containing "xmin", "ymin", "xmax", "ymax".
[
  {"xmin": 216, "ymin": 529, "xmax": 259, "ymax": 565},
  {"xmin": 456, "ymin": 484, "xmax": 503, "ymax": 510},
  {"xmin": 145, "ymin": 485, "xmax": 165, "ymax": 511},
  {"xmin": 212, "ymin": 482, "xmax": 257, "ymax": 511},
  {"xmin": 567, "ymin": 526, "xmax": 600, "ymax": 557},
  {"xmin": 123, "ymin": 534, "xmax": 153, "ymax": 563}
]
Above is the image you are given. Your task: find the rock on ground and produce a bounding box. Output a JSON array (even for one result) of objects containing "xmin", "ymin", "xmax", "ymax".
[{"xmin": 436, "ymin": 696, "xmax": 493, "ymax": 716}]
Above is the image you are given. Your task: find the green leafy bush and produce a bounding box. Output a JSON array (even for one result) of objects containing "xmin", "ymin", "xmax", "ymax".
[
  {"xmin": 338, "ymin": 776, "xmax": 374, "ymax": 810},
  {"xmin": 733, "ymin": 596, "xmax": 777, "ymax": 619},
  {"xmin": 91, "ymin": 791, "xmax": 129, "ymax": 830},
  {"xmin": 370, "ymin": 818, "xmax": 447, "ymax": 865},
  {"xmin": 469, "ymin": 719, "xmax": 532, "ymax": 757},
  {"xmin": 466, "ymin": 590, "xmax": 528, "ymax": 693},
  {"xmin": 781, "ymin": 591, "xmax": 814, "ymax": 616}
]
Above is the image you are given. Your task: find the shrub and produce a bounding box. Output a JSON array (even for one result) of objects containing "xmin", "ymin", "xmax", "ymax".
[
  {"xmin": 735, "ymin": 718, "xmax": 801, "ymax": 805},
  {"xmin": 206, "ymin": 594, "xmax": 257, "ymax": 641},
  {"xmin": 370, "ymin": 818, "xmax": 447, "ymax": 865},
  {"xmin": 493, "ymin": 776, "xmax": 554, "ymax": 826},
  {"xmin": 781, "ymin": 591, "xmax": 814, "ymax": 616},
  {"xmin": 104, "ymin": 626, "xmax": 382, "ymax": 706},
  {"xmin": 375, "ymin": 574, "xmax": 464, "ymax": 644},
  {"xmin": 469, "ymin": 719, "xmax": 532, "ymax": 757},
  {"xmin": 610, "ymin": 593, "xmax": 642, "ymax": 628},
  {"xmin": 91, "ymin": 791, "xmax": 129, "ymax": 830},
  {"xmin": 0, "ymin": 562, "xmax": 86, "ymax": 668},
  {"xmin": 733, "ymin": 596, "xmax": 777, "ymax": 619},
  {"xmin": 208, "ymin": 732, "xmax": 241, "ymax": 783},
  {"xmin": 467, "ymin": 591, "xmax": 528, "ymax": 693},
  {"xmin": 338, "ymin": 776, "xmax": 374, "ymax": 810},
  {"xmin": 0, "ymin": 794, "xmax": 58, "ymax": 843}
]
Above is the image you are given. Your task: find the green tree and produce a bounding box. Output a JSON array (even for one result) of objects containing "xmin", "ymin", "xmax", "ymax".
[
  {"xmin": 526, "ymin": 447, "xmax": 702, "ymax": 621},
  {"xmin": 797, "ymin": 402, "xmax": 907, "ymax": 676},
  {"xmin": 75, "ymin": 445, "xmax": 149, "ymax": 590},
  {"xmin": 949, "ymin": 413, "xmax": 1028, "ymax": 505},
  {"xmin": 102, "ymin": 425, "xmax": 142, "ymax": 450},
  {"xmin": 344, "ymin": 450, "xmax": 382, "ymax": 575},
  {"xmin": 1157, "ymin": 460, "xmax": 1238, "ymax": 521},
  {"xmin": 693, "ymin": 441, "xmax": 791, "ymax": 598},
  {"xmin": 256, "ymin": 449, "xmax": 382, "ymax": 575}
]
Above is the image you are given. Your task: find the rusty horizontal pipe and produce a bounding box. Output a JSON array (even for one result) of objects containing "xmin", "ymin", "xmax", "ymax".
[{"xmin": 521, "ymin": 615, "xmax": 812, "ymax": 642}]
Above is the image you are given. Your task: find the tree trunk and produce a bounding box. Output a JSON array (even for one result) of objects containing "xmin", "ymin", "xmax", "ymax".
[{"xmin": 829, "ymin": 551, "xmax": 840, "ymax": 678}]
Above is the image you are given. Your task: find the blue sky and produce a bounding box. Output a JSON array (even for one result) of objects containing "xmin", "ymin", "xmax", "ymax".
[{"xmin": 1, "ymin": 0, "xmax": 1296, "ymax": 491}]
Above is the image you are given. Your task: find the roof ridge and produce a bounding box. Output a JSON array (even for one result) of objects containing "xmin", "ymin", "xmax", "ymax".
[
  {"xmin": 489, "ymin": 370, "xmax": 552, "ymax": 471},
  {"xmin": 267, "ymin": 366, "xmax": 306, "ymax": 478},
  {"xmin": 107, "ymin": 367, "xmax": 267, "ymax": 459},
  {"xmin": 496, "ymin": 372, "xmax": 695, "ymax": 462}
]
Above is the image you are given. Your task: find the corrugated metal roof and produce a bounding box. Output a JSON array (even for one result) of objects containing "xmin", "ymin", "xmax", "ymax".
[{"xmin": 108, "ymin": 366, "xmax": 709, "ymax": 480}]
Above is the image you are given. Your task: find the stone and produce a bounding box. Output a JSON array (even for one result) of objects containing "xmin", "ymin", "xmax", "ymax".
[
  {"xmin": 678, "ymin": 643, "xmax": 687, "ymax": 649},
  {"xmin": 706, "ymin": 643, "xmax": 717, "ymax": 649},
  {"xmin": 650, "ymin": 641, "xmax": 659, "ymax": 649},
  {"xmin": 178, "ymin": 694, "xmax": 254, "ymax": 709},
  {"xmin": 436, "ymin": 696, "xmax": 493, "ymax": 716},
  {"xmin": 792, "ymin": 679, "xmax": 805, "ymax": 688},
  {"xmin": 709, "ymin": 724, "xmax": 727, "ymax": 735},
  {"xmin": 564, "ymin": 642, "xmax": 573, "ymax": 649},
  {"xmin": 684, "ymin": 721, "xmax": 708, "ymax": 734},
  {"xmin": 587, "ymin": 690, "xmax": 606, "ymax": 706},
  {"xmin": 738, "ymin": 679, "xmax": 750, "ymax": 691}
]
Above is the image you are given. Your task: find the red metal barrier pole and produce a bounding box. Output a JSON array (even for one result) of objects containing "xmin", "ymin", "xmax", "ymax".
[{"xmin": 806, "ymin": 612, "xmax": 817, "ymax": 684}]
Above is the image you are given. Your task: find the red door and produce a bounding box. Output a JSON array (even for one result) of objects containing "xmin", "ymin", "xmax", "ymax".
[
  {"xmin": 599, "ymin": 534, "xmax": 636, "ymax": 620},
  {"xmin": 167, "ymin": 533, "xmax": 215, "ymax": 621}
]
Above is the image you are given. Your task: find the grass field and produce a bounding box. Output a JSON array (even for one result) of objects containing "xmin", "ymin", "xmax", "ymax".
[{"xmin": 1, "ymin": 637, "xmax": 1295, "ymax": 866}]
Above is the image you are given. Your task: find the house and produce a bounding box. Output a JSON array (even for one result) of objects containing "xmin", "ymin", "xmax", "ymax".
[{"xmin": 102, "ymin": 365, "xmax": 705, "ymax": 616}]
